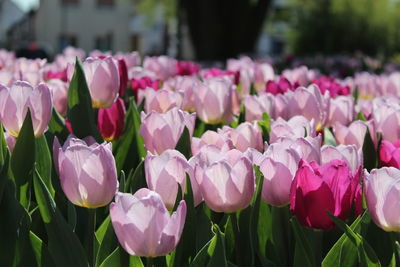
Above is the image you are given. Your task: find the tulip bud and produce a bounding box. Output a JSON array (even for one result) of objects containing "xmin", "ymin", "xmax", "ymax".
[
  {"xmin": 290, "ymin": 159, "xmax": 357, "ymax": 230},
  {"xmin": 270, "ymin": 116, "xmax": 316, "ymax": 143},
  {"xmin": 139, "ymin": 108, "xmax": 195, "ymax": 155},
  {"xmin": 145, "ymin": 149, "xmax": 193, "ymax": 209},
  {"xmin": 82, "ymin": 57, "xmax": 120, "ymax": 108},
  {"xmin": 0, "ymin": 81, "xmax": 52, "ymax": 137},
  {"xmin": 110, "ymin": 189, "xmax": 186, "ymax": 256},
  {"xmin": 98, "ymin": 98, "xmax": 126, "ymax": 141},
  {"xmin": 143, "ymin": 56, "xmax": 177, "ymax": 81},
  {"xmin": 117, "ymin": 59, "xmax": 128, "ymax": 97},
  {"xmin": 193, "ymin": 147, "xmax": 255, "ymax": 213},
  {"xmin": 259, "ymin": 142, "xmax": 301, "ymax": 206},
  {"xmin": 47, "ymin": 79, "xmax": 68, "ymax": 116},
  {"xmin": 327, "ymin": 96, "xmax": 355, "ymax": 127},
  {"xmin": 218, "ymin": 122, "xmax": 263, "ymax": 152},
  {"xmin": 365, "ymin": 167, "xmax": 400, "ymax": 232},
  {"xmin": 53, "ymin": 135, "xmax": 118, "ymax": 208},
  {"xmin": 193, "ymin": 78, "xmax": 233, "ymax": 124}
]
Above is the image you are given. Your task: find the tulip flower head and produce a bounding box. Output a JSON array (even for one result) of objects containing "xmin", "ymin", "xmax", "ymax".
[
  {"xmin": 110, "ymin": 189, "xmax": 186, "ymax": 257},
  {"xmin": 53, "ymin": 135, "xmax": 118, "ymax": 208}
]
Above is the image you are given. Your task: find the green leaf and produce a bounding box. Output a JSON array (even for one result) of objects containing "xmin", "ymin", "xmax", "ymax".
[
  {"xmin": 29, "ymin": 231, "xmax": 55, "ymax": 267},
  {"xmin": 124, "ymin": 160, "xmax": 146, "ymax": 194},
  {"xmin": 47, "ymin": 109, "xmax": 69, "ymax": 141},
  {"xmin": 0, "ymin": 179, "xmax": 32, "ymax": 267},
  {"xmin": 322, "ymin": 211, "xmax": 369, "ymax": 267},
  {"xmin": 11, "ymin": 109, "xmax": 35, "ymax": 188},
  {"xmin": 327, "ymin": 212, "xmax": 381, "ymax": 267},
  {"xmin": 113, "ymin": 98, "xmax": 145, "ymax": 174},
  {"xmin": 357, "ymin": 111, "xmax": 367, "ymax": 121},
  {"xmin": 290, "ymin": 217, "xmax": 315, "ymax": 267},
  {"xmin": 35, "ymin": 135, "xmax": 55, "ymax": 197},
  {"xmin": 95, "ymin": 216, "xmax": 118, "ymax": 267},
  {"xmin": 99, "ymin": 247, "xmax": 143, "ymax": 267},
  {"xmin": 190, "ymin": 224, "xmax": 228, "ymax": 267},
  {"xmin": 0, "ymin": 123, "xmax": 10, "ymax": 202},
  {"xmin": 67, "ymin": 57, "xmax": 102, "ymax": 142},
  {"xmin": 175, "ymin": 127, "xmax": 192, "ymax": 159},
  {"xmin": 33, "ymin": 168, "xmax": 88, "ymax": 267},
  {"xmin": 323, "ymin": 128, "xmax": 336, "ymax": 146},
  {"xmin": 258, "ymin": 113, "xmax": 271, "ymax": 143},
  {"xmin": 362, "ymin": 127, "xmax": 376, "ymax": 171}
]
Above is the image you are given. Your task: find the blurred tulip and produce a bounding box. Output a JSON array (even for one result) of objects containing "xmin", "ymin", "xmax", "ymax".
[
  {"xmin": 98, "ymin": 98, "xmax": 126, "ymax": 141},
  {"xmin": 53, "ymin": 135, "xmax": 118, "ymax": 208},
  {"xmin": 191, "ymin": 130, "xmax": 233, "ymax": 156},
  {"xmin": 259, "ymin": 142, "xmax": 301, "ymax": 206},
  {"xmin": 144, "ymin": 88, "xmax": 183, "ymax": 113},
  {"xmin": 218, "ymin": 122, "xmax": 263, "ymax": 152},
  {"xmin": 110, "ymin": 189, "xmax": 186, "ymax": 256},
  {"xmin": 327, "ymin": 96, "xmax": 355, "ymax": 127},
  {"xmin": 265, "ymin": 77, "xmax": 294, "ymax": 95},
  {"xmin": 270, "ymin": 116, "xmax": 316, "ymax": 143},
  {"xmin": 117, "ymin": 58, "xmax": 128, "ymax": 97},
  {"xmin": 379, "ymin": 140, "xmax": 400, "ymax": 169},
  {"xmin": 145, "ymin": 149, "xmax": 193, "ymax": 209},
  {"xmin": 143, "ymin": 56, "xmax": 177, "ymax": 80},
  {"xmin": 193, "ymin": 78, "xmax": 233, "ymax": 124},
  {"xmin": 290, "ymin": 159, "xmax": 357, "ymax": 230},
  {"xmin": 176, "ymin": 60, "xmax": 200, "ymax": 76},
  {"xmin": 130, "ymin": 76, "xmax": 159, "ymax": 102},
  {"xmin": 365, "ymin": 167, "xmax": 400, "ymax": 232},
  {"xmin": 334, "ymin": 120, "xmax": 376, "ymax": 149},
  {"xmin": 377, "ymin": 109, "xmax": 400, "ymax": 142},
  {"xmin": 287, "ymin": 84, "xmax": 330, "ymax": 130},
  {"xmin": 139, "ymin": 108, "xmax": 196, "ymax": 155},
  {"xmin": 0, "ymin": 81, "xmax": 52, "ymax": 137},
  {"xmin": 194, "ymin": 147, "xmax": 255, "ymax": 213},
  {"xmin": 243, "ymin": 94, "xmax": 276, "ymax": 122},
  {"xmin": 312, "ymin": 76, "xmax": 350, "ymax": 97},
  {"xmin": 82, "ymin": 56, "xmax": 120, "ymax": 108},
  {"xmin": 47, "ymin": 79, "xmax": 68, "ymax": 116}
]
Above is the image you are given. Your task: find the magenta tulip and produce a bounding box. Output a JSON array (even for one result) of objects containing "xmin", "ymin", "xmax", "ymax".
[
  {"xmin": 53, "ymin": 135, "xmax": 118, "ymax": 208},
  {"xmin": 110, "ymin": 189, "xmax": 186, "ymax": 256},
  {"xmin": 0, "ymin": 81, "xmax": 52, "ymax": 137},
  {"xmin": 98, "ymin": 98, "xmax": 126, "ymax": 141},
  {"xmin": 321, "ymin": 144, "xmax": 362, "ymax": 174},
  {"xmin": 379, "ymin": 140, "xmax": 400, "ymax": 169},
  {"xmin": 290, "ymin": 159, "xmax": 358, "ymax": 230}
]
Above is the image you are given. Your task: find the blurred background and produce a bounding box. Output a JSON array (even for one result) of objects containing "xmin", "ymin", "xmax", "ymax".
[{"xmin": 2, "ymin": 0, "xmax": 400, "ymax": 63}]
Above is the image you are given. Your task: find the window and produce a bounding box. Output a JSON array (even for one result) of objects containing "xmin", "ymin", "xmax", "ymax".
[
  {"xmin": 59, "ymin": 34, "xmax": 78, "ymax": 51},
  {"xmin": 95, "ymin": 34, "xmax": 113, "ymax": 51},
  {"xmin": 97, "ymin": 0, "xmax": 115, "ymax": 7}
]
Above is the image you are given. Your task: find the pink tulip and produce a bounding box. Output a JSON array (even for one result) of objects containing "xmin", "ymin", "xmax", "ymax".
[
  {"xmin": 0, "ymin": 70, "xmax": 15, "ymax": 87},
  {"xmin": 287, "ymin": 84, "xmax": 330, "ymax": 130},
  {"xmin": 193, "ymin": 147, "xmax": 255, "ymax": 213},
  {"xmin": 321, "ymin": 144, "xmax": 362, "ymax": 174},
  {"xmin": 259, "ymin": 142, "xmax": 301, "ymax": 206},
  {"xmin": 377, "ymin": 109, "xmax": 400, "ymax": 142},
  {"xmin": 243, "ymin": 94, "xmax": 276, "ymax": 122},
  {"xmin": 333, "ymin": 120, "xmax": 376, "ymax": 149},
  {"xmin": 163, "ymin": 76, "xmax": 199, "ymax": 112},
  {"xmin": 254, "ymin": 63, "xmax": 275, "ymax": 89},
  {"xmin": 193, "ymin": 78, "xmax": 234, "ymax": 124},
  {"xmin": 145, "ymin": 149, "xmax": 194, "ymax": 209},
  {"xmin": 82, "ymin": 57, "xmax": 120, "ymax": 108},
  {"xmin": 4, "ymin": 132, "xmax": 16, "ymax": 152},
  {"xmin": 144, "ymin": 88, "xmax": 183, "ymax": 114},
  {"xmin": 130, "ymin": 76, "xmax": 160, "ymax": 102},
  {"xmin": 191, "ymin": 130, "xmax": 233, "ymax": 156},
  {"xmin": 270, "ymin": 116, "xmax": 316, "ymax": 143},
  {"xmin": 379, "ymin": 140, "xmax": 400, "ymax": 169},
  {"xmin": 47, "ymin": 79, "xmax": 68, "ymax": 116},
  {"xmin": 98, "ymin": 98, "xmax": 126, "ymax": 141},
  {"xmin": 218, "ymin": 122, "xmax": 263, "ymax": 152},
  {"xmin": 365, "ymin": 167, "xmax": 400, "ymax": 232},
  {"xmin": 290, "ymin": 159, "xmax": 357, "ymax": 230},
  {"xmin": 110, "ymin": 189, "xmax": 186, "ymax": 256},
  {"xmin": 53, "ymin": 135, "xmax": 118, "ymax": 208},
  {"xmin": 327, "ymin": 96, "xmax": 355, "ymax": 127},
  {"xmin": 0, "ymin": 81, "xmax": 52, "ymax": 137},
  {"xmin": 115, "ymin": 51, "xmax": 140, "ymax": 69},
  {"xmin": 276, "ymin": 136, "xmax": 322, "ymax": 164},
  {"xmin": 139, "ymin": 108, "xmax": 196, "ymax": 155},
  {"xmin": 143, "ymin": 56, "xmax": 177, "ymax": 81}
]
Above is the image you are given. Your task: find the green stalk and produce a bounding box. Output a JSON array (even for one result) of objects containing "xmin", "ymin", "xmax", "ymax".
[
  {"xmin": 146, "ymin": 257, "xmax": 154, "ymax": 267},
  {"xmin": 87, "ymin": 208, "xmax": 96, "ymax": 267},
  {"xmin": 230, "ymin": 213, "xmax": 242, "ymax": 266}
]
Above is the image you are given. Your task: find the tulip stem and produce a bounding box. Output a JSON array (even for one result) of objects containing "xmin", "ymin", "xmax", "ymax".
[
  {"xmin": 230, "ymin": 213, "xmax": 242, "ymax": 266},
  {"xmin": 146, "ymin": 257, "xmax": 154, "ymax": 267},
  {"xmin": 87, "ymin": 208, "xmax": 96, "ymax": 267}
]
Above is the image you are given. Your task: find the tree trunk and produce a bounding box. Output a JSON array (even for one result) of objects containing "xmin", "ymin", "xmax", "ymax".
[{"xmin": 182, "ymin": 0, "xmax": 272, "ymax": 61}]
